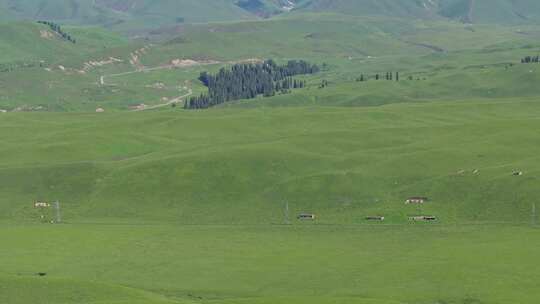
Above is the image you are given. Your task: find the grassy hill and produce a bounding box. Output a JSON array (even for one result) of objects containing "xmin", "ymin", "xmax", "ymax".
[
  {"xmin": 294, "ymin": 0, "xmax": 439, "ymax": 19},
  {"xmin": 439, "ymin": 0, "xmax": 540, "ymax": 24},
  {"xmin": 2, "ymin": 99, "xmax": 540, "ymax": 304},
  {"xmin": 0, "ymin": 21, "xmax": 127, "ymax": 64},
  {"xmin": 0, "ymin": 0, "xmax": 257, "ymax": 31},
  {"xmin": 295, "ymin": 0, "xmax": 540, "ymax": 24},
  {"xmin": 2, "ymin": 3, "xmax": 540, "ymax": 304},
  {"xmin": 3, "ymin": 0, "xmax": 540, "ymax": 31},
  {"xmin": 1, "ymin": 99, "xmax": 540, "ymax": 225},
  {"xmin": 1, "ymin": 13, "xmax": 539, "ymax": 112}
]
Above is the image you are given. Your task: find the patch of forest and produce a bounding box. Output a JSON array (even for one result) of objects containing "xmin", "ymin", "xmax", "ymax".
[{"xmin": 185, "ymin": 59, "xmax": 319, "ymax": 109}]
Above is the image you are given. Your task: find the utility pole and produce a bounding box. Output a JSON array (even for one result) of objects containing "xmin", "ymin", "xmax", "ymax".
[
  {"xmin": 532, "ymin": 203, "xmax": 537, "ymax": 227},
  {"xmin": 54, "ymin": 201, "xmax": 61, "ymax": 223},
  {"xmin": 284, "ymin": 200, "xmax": 290, "ymax": 225}
]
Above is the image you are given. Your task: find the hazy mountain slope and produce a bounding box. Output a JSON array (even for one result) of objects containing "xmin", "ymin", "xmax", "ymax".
[
  {"xmin": 294, "ymin": 0, "xmax": 440, "ymax": 19},
  {"xmin": 296, "ymin": 0, "xmax": 540, "ymax": 24},
  {"xmin": 439, "ymin": 0, "xmax": 540, "ymax": 24},
  {"xmin": 0, "ymin": 0, "xmax": 255, "ymax": 27},
  {"xmin": 236, "ymin": 0, "xmax": 301, "ymax": 17},
  {"xmin": 100, "ymin": 0, "xmax": 255, "ymax": 24},
  {"xmin": 2, "ymin": 0, "xmax": 540, "ymax": 29},
  {"xmin": 0, "ymin": 0, "xmax": 111, "ymax": 22}
]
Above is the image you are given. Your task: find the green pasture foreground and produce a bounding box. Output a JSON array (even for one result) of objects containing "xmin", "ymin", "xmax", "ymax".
[
  {"xmin": 0, "ymin": 223, "xmax": 539, "ymax": 304},
  {"xmin": 2, "ymin": 99, "xmax": 540, "ymax": 303},
  {"xmin": 2, "ymin": 99, "xmax": 540, "ymax": 225}
]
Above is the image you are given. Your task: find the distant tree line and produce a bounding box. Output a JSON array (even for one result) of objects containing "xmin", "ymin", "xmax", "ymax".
[
  {"xmin": 355, "ymin": 72, "xmax": 400, "ymax": 82},
  {"xmin": 37, "ymin": 21, "xmax": 76, "ymax": 44},
  {"xmin": 521, "ymin": 55, "xmax": 539, "ymax": 63},
  {"xmin": 319, "ymin": 79, "xmax": 329, "ymax": 88},
  {"xmin": 185, "ymin": 60, "xmax": 318, "ymax": 109}
]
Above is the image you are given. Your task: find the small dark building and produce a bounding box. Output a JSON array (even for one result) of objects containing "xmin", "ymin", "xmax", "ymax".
[
  {"xmin": 297, "ymin": 213, "xmax": 316, "ymax": 220},
  {"xmin": 409, "ymin": 215, "xmax": 437, "ymax": 222},
  {"xmin": 365, "ymin": 216, "xmax": 385, "ymax": 221}
]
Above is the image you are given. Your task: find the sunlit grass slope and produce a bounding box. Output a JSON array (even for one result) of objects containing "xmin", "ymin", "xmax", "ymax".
[
  {"xmin": 0, "ymin": 22, "xmax": 127, "ymax": 64},
  {"xmin": 1, "ymin": 99, "xmax": 540, "ymax": 225},
  {"xmin": 1, "ymin": 99, "xmax": 540, "ymax": 304},
  {"xmin": 3, "ymin": 13, "xmax": 540, "ymax": 111},
  {"xmin": 0, "ymin": 0, "xmax": 256, "ymax": 30},
  {"xmin": 1, "ymin": 224, "xmax": 539, "ymax": 304}
]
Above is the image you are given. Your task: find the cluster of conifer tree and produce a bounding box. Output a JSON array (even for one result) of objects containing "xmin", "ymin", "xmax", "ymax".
[
  {"xmin": 319, "ymin": 79, "xmax": 329, "ymax": 88},
  {"xmin": 37, "ymin": 21, "xmax": 76, "ymax": 44},
  {"xmin": 356, "ymin": 72, "xmax": 399, "ymax": 82},
  {"xmin": 185, "ymin": 60, "xmax": 318, "ymax": 109},
  {"xmin": 521, "ymin": 56, "xmax": 539, "ymax": 63}
]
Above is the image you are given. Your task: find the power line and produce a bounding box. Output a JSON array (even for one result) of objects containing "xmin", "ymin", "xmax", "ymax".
[{"xmin": 532, "ymin": 203, "xmax": 537, "ymax": 227}]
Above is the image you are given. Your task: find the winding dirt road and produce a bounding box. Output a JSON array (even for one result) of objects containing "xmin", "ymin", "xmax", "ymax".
[
  {"xmin": 99, "ymin": 63, "xmax": 195, "ymax": 111},
  {"xmin": 98, "ymin": 57, "xmax": 260, "ymax": 111},
  {"xmin": 132, "ymin": 88, "xmax": 193, "ymax": 111}
]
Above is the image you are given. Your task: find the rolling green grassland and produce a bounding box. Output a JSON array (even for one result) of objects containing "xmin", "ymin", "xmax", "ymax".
[
  {"xmin": 2, "ymin": 16, "xmax": 540, "ymax": 112},
  {"xmin": 1, "ymin": 100, "xmax": 540, "ymax": 225},
  {"xmin": 0, "ymin": 22, "xmax": 127, "ymax": 64},
  {"xmin": 2, "ymin": 99, "xmax": 538, "ymax": 303},
  {"xmin": 2, "ymin": 6, "xmax": 540, "ymax": 304},
  {"xmin": 1, "ymin": 97, "xmax": 540, "ymax": 303},
  {"xmin": 1, "ymin": 97, "xmax": 540, "ymax": 304},
  {"xmin": 1, "ymin": 224, "xmax": 539, "ymax": 304}
]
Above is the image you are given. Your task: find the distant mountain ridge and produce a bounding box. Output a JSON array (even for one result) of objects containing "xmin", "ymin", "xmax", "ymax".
[
  {"xmin": 235, "ymin": 0, "xmax": 299, "ymax": 17},
  {"xmin": 0, "ymin": 0, "xmax": 540, "ymax": 32},
  {"xmin": 0, "ymin": 0, "xmax": 255, "ymax": 26},
  {"xmin": 297, "ymin": 0, "xmax": 540, "ymax": 24}
]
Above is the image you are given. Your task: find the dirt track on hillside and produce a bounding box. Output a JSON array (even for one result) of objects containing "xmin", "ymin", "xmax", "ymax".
[
  {"xmin": 98, "ymin": 54, "xmax": 260, "ymax": 111},
  {"xmin": 132, "ymin": 88, "xmax": 193, "ymax": 111}
]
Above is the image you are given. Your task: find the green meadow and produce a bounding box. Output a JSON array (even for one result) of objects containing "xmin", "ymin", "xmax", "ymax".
[
  {"xmin": 2, "ymin": 224, "xmax": 540, "ymax": 304},
  {"xmin": 2, "ymin": 99, "xmax": 540, "ymax": 304},
  {"xmin": 2, "ymin": 2, "xmax": 540, "ymax": 303},
  {"xmin": 1, "ymin": 14, "xmax": 540, "ymax": 111}
]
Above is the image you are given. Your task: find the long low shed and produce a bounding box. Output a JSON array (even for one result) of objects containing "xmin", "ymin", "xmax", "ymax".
[
  {"xmin": 297, "ymin": 213, "xmax": 316, "ymax": 220},
  {"xmin": 365, "ymin": 216, "xmax": 385, "ymax": 221},
  {"xmin": 409, "ymin": 216, "xmax": 437, "ymax": 221}
]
